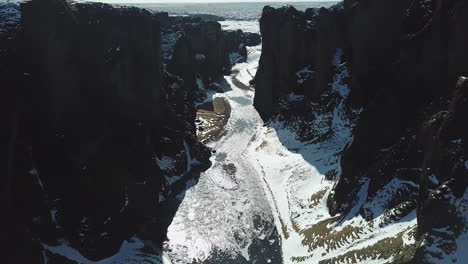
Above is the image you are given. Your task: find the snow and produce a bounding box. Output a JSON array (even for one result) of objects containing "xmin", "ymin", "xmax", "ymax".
[
  {"xmin": 194, "ymin": 53, "xmax": 206, "ymax": 63},
  {"xmin": 31, "ymin": 15, "xmax": 462, "ymax": 264},
  {"xmin": 183, "ymin": 139, "xmax": 193, "ymax": 172},
  {"xmin": 165, "ymin": 39, "xmax": 278, "ymax": 263},
  {"xmin": 331, "ymin": 48, "xmax": 350, "ymax": 97},
  {"xmin": 42, "ymin": 237, "xmax": 171, "ymax": 264},
  {"xmin": 0, "ymin": 3, "xmax": 21, "ymax": 35},
  {"xmin": 29, "ymin": 168, "xmax": 45, "ymax": 191},
  {"xmin": 161, "ymin": 31, "xmax": 183, "ymax": 62},
  {"xmin": 288, "ymin": 93, "xmax": 304, "ymax": 102},
  {"xmin": 119, "ymin": 187, "xmax": 129, "ymax": 213},
  {"xmin": 219, "ymin": 20, "xmax": 260, "ymax": 34},
  {"xmin": 428, "ymin": 174, "xmax": 439, "ymax": 185},
  {"xmin": 295, "ymin": 65, "xmax": 314, "ymax": 84},
  {"xmin": 180, "ymin": 46, "xmax": 361, "ymax": 263},
  {"xmin": 195, "ymin": 77, "xmax": 205, "ymax": 90},
  {"xmin": 402, "ymin": 227, "xmax": 417, "ymax": 246},
  {"xmin": 157, "ymin": 156, "xmax": 175, "ymax": 171},
  {"xmin": 452, "ymin": 230, "xmax": 468, "ymax": 264},
  {"xmin": 237, "ymin": 47, "xmax": 424, "ymax": 263},
  {"xmin": 244, "ymin": 49, "xmax": 358, "ymax": 263},
  {"xmin": 423, "ymin": 189, "xmax": 468, "ymax": 264},
  {"xmin": 361, "ymin": 178, "xmax": 417, "ymax": 219},
  {"xmin": 231, "ymin": 45, "xmax": 261, "ymax": 87},
  {"xmin": 166, "ymin": 175, "xmax": 184, "ymax": 187}
]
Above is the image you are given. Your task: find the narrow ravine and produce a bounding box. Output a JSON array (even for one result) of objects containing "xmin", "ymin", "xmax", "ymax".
[
  {"xmin": 165, "ymin": 19, "xmax": 420, "ymax": 264},
  {"xmin": 164, "ymin": 45, "xmax": 282, "ymax": 264}
]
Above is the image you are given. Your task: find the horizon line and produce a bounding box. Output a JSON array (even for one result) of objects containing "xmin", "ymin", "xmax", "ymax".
[{"xmin": 80, "ymin": 0, "xmax": 340, "ymax": 4}]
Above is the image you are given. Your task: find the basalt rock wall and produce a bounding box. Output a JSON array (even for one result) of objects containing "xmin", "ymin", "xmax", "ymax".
[
  {"xmin": 254, "ymin": 1, "xmax": 468, "ymax": 261},
  {"xmin": 253, "ymin": 5, "xmax": 347, "ymax": 120},
  {"xmin": 2, "ymin": 0, "xmax": 250, "ymax": 262}
]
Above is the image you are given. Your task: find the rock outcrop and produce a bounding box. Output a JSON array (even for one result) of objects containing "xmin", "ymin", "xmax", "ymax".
[
  {"xmin": 162, "ymin": 15, "xmax": 260, "ymax": 93},
  {"xmin": 224, "ymin": 29, "xmax": 262, "ymax": 63},
  {"xmin": 254, "ymin": 0, "xmax": 468, "ymax": 262},
  {"xmin": 253, "ymin": 5, "xmax": 346, "ymax": 120},
  {"xmin": 2, "ymin": 0, "xmax": 249, "ymax": 263},
  {"xmin": 329, "ymin": 0, "xmax": 468, "ymax": 217}
]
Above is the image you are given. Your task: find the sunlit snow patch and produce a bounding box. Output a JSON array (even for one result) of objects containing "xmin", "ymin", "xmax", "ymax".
[
  {"xmin": 219, "ymin": 20, "xmax": 260, "ymax": 34},
  {"xmin": 42, "ymin": 237, "xmax": 170, "ymax": 264},
  {"xmin": 246, "ymin": 48, "xmax": 420, "ymax": 263}
]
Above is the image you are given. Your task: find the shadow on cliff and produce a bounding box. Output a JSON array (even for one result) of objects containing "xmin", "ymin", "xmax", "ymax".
[
  {"xmin": 152, "ymin": 77, "xmax": 234, "ymax": 245},
  {"xmin": 272, "ymin": 124, "xmax": 342, "ymax": 178},
  {"xmin": 261, "ymin": 86, "xmax": 355, "ymax": 181},
  {"xmin": 152, "ymin": 162, "xmax": 209, "ymax": 245}
]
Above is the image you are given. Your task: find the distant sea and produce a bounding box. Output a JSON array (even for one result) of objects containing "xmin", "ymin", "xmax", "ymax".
[{"xmin": 124, "ymin": 1, "xmax": 339, "ymax": 21}]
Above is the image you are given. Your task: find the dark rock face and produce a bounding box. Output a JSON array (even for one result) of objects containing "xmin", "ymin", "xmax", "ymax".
[
  {"xmin": 330, "ymin": 0, "xmax": 468, "ymax": 216},
  {"xmin": 183, "ymin": 20, "xmax": 231, "ymax": 80},
  {"xmin": 5, "ymin": 1, "xmax": 168, "ymax": 262},
  {"xmin": 162, "ymin": 15, "xmax": 260, "ymax": 92},
  {"xmin": 254, "ymin": 0, "xmax": 468, "ymax": 261},
  {"xmin": 253, "ymin": 5, "xmax": 346, "ymax": 120},
  {"xmin": 412, "ymin": 76, "xmax": 468, "ymax": 261},
  {"xmin": 2, "ymin": 0, "xmax": 238, "ymax": 263},
  {"xmin": 15, "ymin": 1, "xmax": 168, "ymax": 260},
  {"xmin": 224, "ymin": 29, "xmax": 262, "ymax": 62}
]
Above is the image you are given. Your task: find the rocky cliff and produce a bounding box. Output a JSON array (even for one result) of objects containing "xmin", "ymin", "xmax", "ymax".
[
  {"xmin": 254, "ymin": 0, "xmax": 468, "ymax": 262},
  {"xmin": 2, "ymin": 0, "xmax": 257, "ymax": 263},
  {"xmin": 253, "ymin": 4, "xmax": 346, "ymax": 120}
]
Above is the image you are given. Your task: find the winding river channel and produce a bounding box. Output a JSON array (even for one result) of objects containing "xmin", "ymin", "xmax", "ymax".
[{"xmin": 164, "ymin": 43, "xmax": 283, "ymax": 264}]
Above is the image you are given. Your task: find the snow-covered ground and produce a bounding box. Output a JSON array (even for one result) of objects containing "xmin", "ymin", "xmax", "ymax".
[
  {"xmin": 164, "ymin": 22, "xmax": 422, "ymax": 264},
  {"xmin": 421, "ymin": 189, "xmax": 468, "ymax": 264},
  {"xmin": 220, "ymin": 20, "xmax": 260, "ymax": 34},
  {"xmin": 0, "ymin": 2, "xmax": 21, "ymax": 36},
  {"xmin": 245, "ymin": 49, "xmax": 420, "ymax": 264},
  {"xmin": 42, "ymin": 237, "xmax": 172, "ymax": 264},
  {"xmin": 164, "ymin": 44, "xmax": 281, "ymax": 263}
]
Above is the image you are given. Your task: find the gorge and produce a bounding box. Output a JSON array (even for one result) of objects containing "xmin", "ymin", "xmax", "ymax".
[{"xmin": 2, "ymin": 0, "xmax": 468, "ymax": 264}]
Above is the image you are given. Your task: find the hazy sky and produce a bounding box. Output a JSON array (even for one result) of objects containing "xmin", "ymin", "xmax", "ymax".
[{"xmin": 82, "ymin": 0, "xmax": 335, "ymax": 3}]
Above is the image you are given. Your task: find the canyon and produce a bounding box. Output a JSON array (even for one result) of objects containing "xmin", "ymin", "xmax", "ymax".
[
  {"xmin": 2, "ymin": 0, "xmax": 257, "ymax": 262},
  {"xmin": 2, "ymin": 0, "xmax": 468, "ymax": 263},
  {"xmin": 253, "ymin": 0, "xmax": 468, "ymax": 263}
]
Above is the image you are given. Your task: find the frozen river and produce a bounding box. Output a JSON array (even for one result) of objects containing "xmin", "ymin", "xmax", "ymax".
[{"xmin": 164, "ymin": 44, "xmax": 283, "ymax": 264}]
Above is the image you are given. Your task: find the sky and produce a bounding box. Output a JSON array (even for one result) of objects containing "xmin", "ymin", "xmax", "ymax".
[{"xmin": 81, "ymin": 0, "xmax": 334, "ymax": 3}]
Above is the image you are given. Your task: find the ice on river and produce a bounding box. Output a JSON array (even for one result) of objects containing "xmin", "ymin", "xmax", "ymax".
[{"xmin": 164, "ymin": 44, "xmax": 281, "ymax": 263}]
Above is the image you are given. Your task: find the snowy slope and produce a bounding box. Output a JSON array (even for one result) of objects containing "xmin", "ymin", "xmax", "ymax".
[
  {"xmin": 245, "ymin": 49, "xmax": 420, "ymax": 264},
  {"xmin": 42, "ymin": 237, "xmax": 173, "ymax": 264}
]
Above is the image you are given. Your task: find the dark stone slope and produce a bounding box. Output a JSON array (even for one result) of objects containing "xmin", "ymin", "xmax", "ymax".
[
  {"xmin": 2, "ymin": 0, "xmax": 257, "ymax": 263},
  {"xmin": 254, "ymin": 0, "xmax": 468, "ymax": 261}
]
